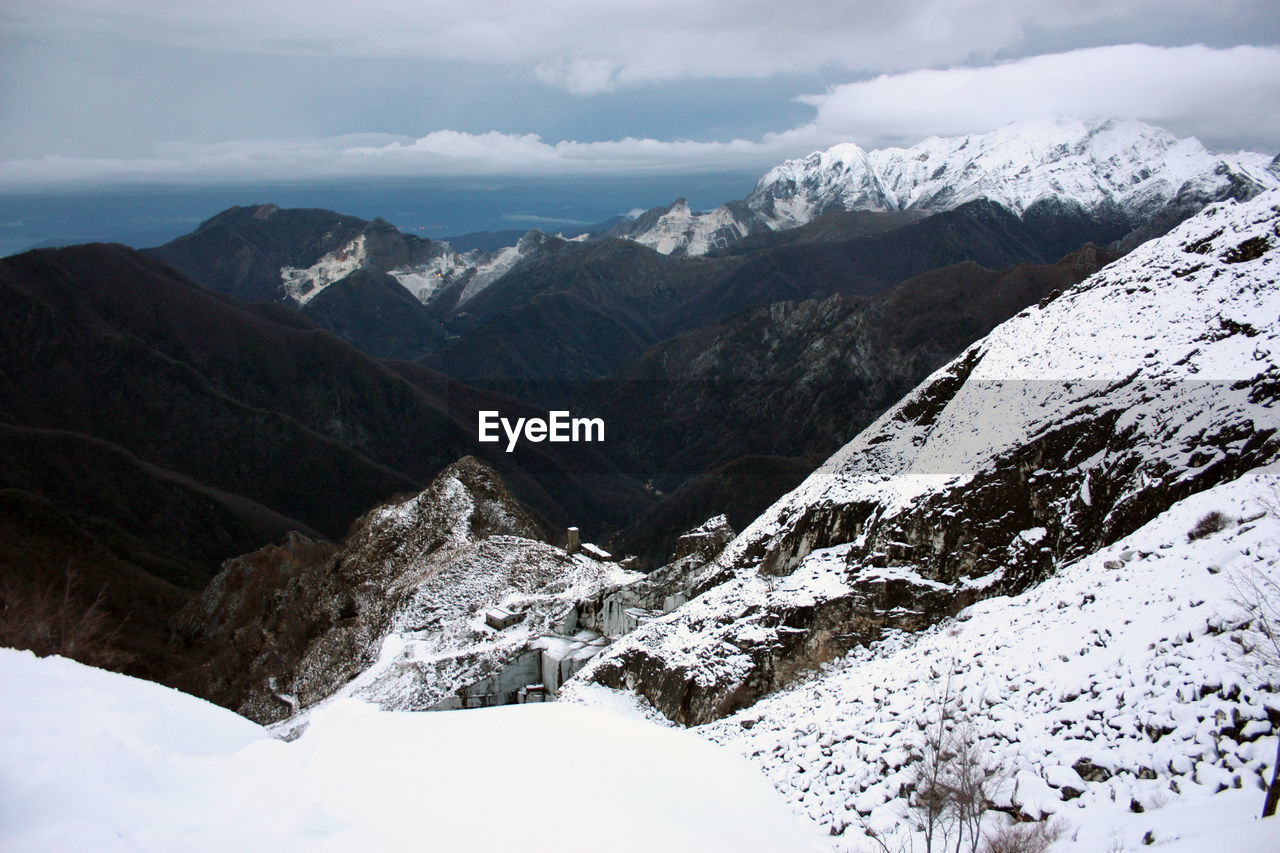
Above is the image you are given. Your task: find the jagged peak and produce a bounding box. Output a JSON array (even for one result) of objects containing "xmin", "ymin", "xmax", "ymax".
[
  {"xmin": 362, "ymin": 454, "xmax": 546, "ymax": 549},
  {"xmin": 747, "ymin": 116, "xmax": 1275, "ymax": 226}
]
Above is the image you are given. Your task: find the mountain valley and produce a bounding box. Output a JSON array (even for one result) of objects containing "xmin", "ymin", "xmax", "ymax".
[{"xmin": 4, "ymin": 117, "xmax": 1280, "ymax": 851}]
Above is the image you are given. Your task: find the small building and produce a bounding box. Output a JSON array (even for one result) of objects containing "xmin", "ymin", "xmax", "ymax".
[
  {"xmin": 484, "ymin": 605, "xmax": 522, "ymax": 630},
  {"xmin": 580, "ymin": 542, "xmax": 613, "ymax": 561}
]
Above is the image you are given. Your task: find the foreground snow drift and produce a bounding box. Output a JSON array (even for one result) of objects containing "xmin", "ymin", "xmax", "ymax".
[{"xmin": 0, "ymin": 650, "xmax": 818, "ymax": 852}]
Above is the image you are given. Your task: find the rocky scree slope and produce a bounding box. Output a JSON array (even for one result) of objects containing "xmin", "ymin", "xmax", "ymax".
[
  {"xmin": 576, "ymin": 189, "xmax": 1280, "ymax": 727},
  {"xmin": 567, "ymin": 469, "xmax": 1280, "ymax": 850}
]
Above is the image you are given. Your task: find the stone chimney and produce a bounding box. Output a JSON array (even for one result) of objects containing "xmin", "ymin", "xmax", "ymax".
[{"xmin": 566, "ymin": 527, "xmax": 581, "ymax": 554}]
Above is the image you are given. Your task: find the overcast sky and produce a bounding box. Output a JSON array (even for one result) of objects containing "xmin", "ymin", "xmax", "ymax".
[{"xmin": 2, "ymin": 0, "xmax": 1279, "ymax": 192}]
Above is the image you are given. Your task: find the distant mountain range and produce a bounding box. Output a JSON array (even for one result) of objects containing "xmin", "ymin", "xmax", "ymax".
[
  {"xmin": 612, "ymin": 116, "xmax": 1280, "ymax": 255},
  {"xmin": 6, "ymin": 116, "xmax": 1278, "ymax": 683},
  {"xmin": 147, "ymin": 119, "xmax": 1279, "ymax": 377}
]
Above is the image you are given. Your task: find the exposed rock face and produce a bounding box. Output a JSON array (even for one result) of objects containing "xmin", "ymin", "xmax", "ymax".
[
  {"xmin": 579, "ymin": 515, "xmax": 736, "ymax": 638},
  {"xmin": 580, "ymin": 190, "xmax": 1280, "ymax": 726},
  {"xmin": 672, "ymin": 514, "xmax": 736, "ymax": 563},
  {"xmin": 603, "ymin": 198, "xmax": 766, "ymax": 257},
  {"xmin": 172, "ymin": 456, "xmax": 552, "ymax": 723},
  {"xmin": 595, "ymin": 244, "xmax": 1118, "ymax": 481}
]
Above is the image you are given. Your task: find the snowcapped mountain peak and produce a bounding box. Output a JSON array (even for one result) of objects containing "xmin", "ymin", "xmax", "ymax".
[
  {"xmin": 750, "ymin": 139, "xmax": 894, "ymax": 228},
  {"xmin": 752, "ymin": 115, "xmax": 1270, "ymax": 223},
  {"xmin": 604, "ymin": 196, "xmax": 760, "ymax": 256},
  {"xmin": 614, "ymin": 117, "xmax": 1278, "ymax": 257}
]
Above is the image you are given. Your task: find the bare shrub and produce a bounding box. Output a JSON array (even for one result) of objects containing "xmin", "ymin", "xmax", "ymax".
[
  {"xmin": 0, "ymin": 568, "xmax": 130, "ymax": 667},
  {"xmin": 1187, "ymin": 510, "xmax": 1233, "ymax": 541},
  {"xmin": 907, "ymin": 669, "xmax": 1009, "ymax": 853},
  {"xmin": 980, "ymin": 820, "xmax": 1064, "ymax": 853},
  {"xmin": 946, "ymin": 726, "xmax": 1009, "ymax": 853},
  {"xmin": 909, "ymin": 671, "xmax": 958, "ymax": 853}
]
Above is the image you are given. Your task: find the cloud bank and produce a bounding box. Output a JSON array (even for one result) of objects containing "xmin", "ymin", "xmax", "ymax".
[
  {"xmin": 801, "ymin": 44, "xmax": 1280, "ymax": 151},
  {"xmin": 6, "ymin": 0, "xmax": 1268, "ymax": 95},
  {"xmin": 1, "ymin": 40, "xmax": 1276, "ymax": 190}
]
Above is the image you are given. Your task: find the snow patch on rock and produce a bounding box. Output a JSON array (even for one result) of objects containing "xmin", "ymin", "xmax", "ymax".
[{"xmin": 280, "ymin": 233, "xmax": 367, "ymax": 303}]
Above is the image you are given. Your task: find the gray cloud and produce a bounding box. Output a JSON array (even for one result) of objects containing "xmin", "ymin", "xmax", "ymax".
[
  {"xmin": 799, "ymin": 44, "xmax": 1280, "ymax": 152},
  {"xmin": 6, "ymin": 0, "xmax": 1272, "ymax": 92},
  {"xmin": 2, "ymin": 3, "xmax": 1278, "ymax": 190}
]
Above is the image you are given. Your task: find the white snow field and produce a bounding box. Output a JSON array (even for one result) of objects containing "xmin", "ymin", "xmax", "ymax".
[{"xmin": 0, "ymin": 649, "xmax": 822, "ymax": 852}]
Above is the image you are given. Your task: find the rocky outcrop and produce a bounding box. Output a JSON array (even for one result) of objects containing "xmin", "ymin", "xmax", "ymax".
[
  {"xmin": 172, "ymin": 456, "xmax": 552, "ymax": 723},
  {"xmin": 594, "ymin": 244, "xmax": 1118, "ymax": 481},
  {"xmin": 577, "ymin": 514, "xmax": 736, "ymax": 638},
  {"xmin": 579, "ymin": 191, "xmax": 1280, "ymax": 726}
]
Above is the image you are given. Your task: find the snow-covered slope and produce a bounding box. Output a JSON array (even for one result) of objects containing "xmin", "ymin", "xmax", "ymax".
[
  {"xmin": 604, "ymin": 198, "xmax": 761, "ymax": 257},
  {"xmin": 619, "ymin": 118, "xmax": 1279, "ymax": 255},
  {"xmin": 329, "ymin": 531, "xmax": 638, "ymax": 717},
  {"xmin": 577, "ymin": 188, "xmax": 1280, "ymax": 726},
  {"xmin": 0, "ymin": 649, "xmax": 820, "ymax": 852},
  {"xmin": 570, "ymin": 468, "xmax": 1280, "ymax": 851},
  {"xmin": 562, "ymin": 188, "xmax": 1280, "ymax": 848}
]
